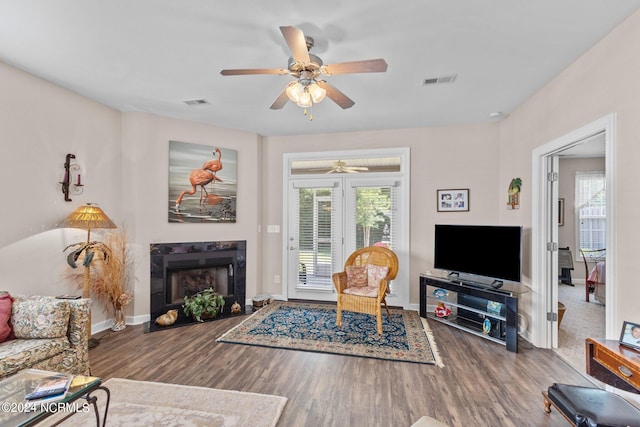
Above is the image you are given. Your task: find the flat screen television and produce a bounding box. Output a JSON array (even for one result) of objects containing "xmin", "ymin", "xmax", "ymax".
[{"xmin": 434, "ymin": 224, "xmax": 522, "ymax": 284}]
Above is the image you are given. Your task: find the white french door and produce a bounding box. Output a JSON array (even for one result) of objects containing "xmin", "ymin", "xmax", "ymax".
[
  {"xmin": 345, "ymin": 178, "xmax": 403, "ymax": 306},
  {"xmin": 286, "ymin": 176, "xmax": 406, "ymax": 306},
  {"xmin": 287, "ymin": 179, "xmax": 344, "ymax": 301}
]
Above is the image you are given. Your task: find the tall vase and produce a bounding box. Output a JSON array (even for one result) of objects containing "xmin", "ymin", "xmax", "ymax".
[{"xmin": 112, "ymin": 307, "xmax": 126, "ymax": 331}]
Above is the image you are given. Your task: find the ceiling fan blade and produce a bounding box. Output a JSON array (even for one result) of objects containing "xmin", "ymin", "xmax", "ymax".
[
  {"xmin": 269, "ymin": 87, "xmax": 290, "ymax": 110},
  {"xmin": 321, "ymin": 59, "xmax": 388, "ymax": 75},
  {"xmin": 316, "ymin": 81, "xmax": 355, "ymax": 109},
  {"xmin": 220, "ymin": 68, "xmax": 289, "ymax": 76},
  {"xmin": 280, "ymin": 26, "xmax": 311, "ymax": 64}
]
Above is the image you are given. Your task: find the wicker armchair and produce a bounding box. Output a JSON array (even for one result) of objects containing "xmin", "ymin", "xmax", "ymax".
[{"xmin": 332, "ymin": 246, "xmax": 399, "ymax": 334}]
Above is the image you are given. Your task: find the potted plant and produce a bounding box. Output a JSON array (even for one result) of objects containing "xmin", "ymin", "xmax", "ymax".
[{"xmin": 182, "ymin": 287, "xmax": 225, "ymax": 322}]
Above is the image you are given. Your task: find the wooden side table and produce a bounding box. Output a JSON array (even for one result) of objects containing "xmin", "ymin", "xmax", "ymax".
[{"xmin": 585, "ymin": 337, "xmax": 640, "ymax": 394}]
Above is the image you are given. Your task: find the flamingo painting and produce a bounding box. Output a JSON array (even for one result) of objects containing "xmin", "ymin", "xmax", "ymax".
[
  {"xmin": 169, "ymin": 141, "xmax": 237, "ymax": 223},
  {"xmin": 175, "ymin": 148, "xmax": 223, "ymax": 210}
]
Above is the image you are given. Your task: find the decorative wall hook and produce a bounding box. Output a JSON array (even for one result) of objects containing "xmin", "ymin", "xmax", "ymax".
[{"xmin": 60, "ymin": 153, "xmax": 83, "ymax": 201}]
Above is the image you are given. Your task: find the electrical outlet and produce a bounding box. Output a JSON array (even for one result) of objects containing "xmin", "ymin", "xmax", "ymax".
[{"xmin": 274, "ymin": 275, "xmax": 280, "ymax": 284}]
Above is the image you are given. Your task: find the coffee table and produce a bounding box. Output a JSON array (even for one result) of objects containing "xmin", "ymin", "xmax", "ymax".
[{"xmin": 0, "ymin": 369, "xmax": 110, "ymax": 427}]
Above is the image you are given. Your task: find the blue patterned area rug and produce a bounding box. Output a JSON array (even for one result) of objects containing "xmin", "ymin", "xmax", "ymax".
[{"xmin": 217, "ymin": 301, "xmax": 442, "ymax": 366}]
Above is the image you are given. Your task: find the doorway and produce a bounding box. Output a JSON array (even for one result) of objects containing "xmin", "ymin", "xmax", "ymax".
[
  {"xmin": 531, "ymin": 113, "xmax": 616, "ymax": 349},
  {"xmin": 282, "ymin": 148, "xmax": 410, "ymax": 308}
]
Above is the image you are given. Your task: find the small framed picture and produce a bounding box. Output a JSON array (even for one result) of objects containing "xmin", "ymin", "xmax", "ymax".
[
  {"xmin": 619, "ymin": 321, "xmax": 640, "ymax": 350},
  {"xmin": 437, "ymin": 189, "xmax": 469, "ymax": 212}
]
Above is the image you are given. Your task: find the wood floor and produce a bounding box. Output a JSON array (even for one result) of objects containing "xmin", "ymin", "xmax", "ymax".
[{"xmin": 88, "ymin": 312, "xmax": 594, "ymax": 427}]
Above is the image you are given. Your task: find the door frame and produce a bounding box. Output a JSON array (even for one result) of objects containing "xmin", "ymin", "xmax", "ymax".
[
  {"xmin": 281, "ymin": 147, "xmax": 410, "ymax": 307},
  {"xmin": 530, "ymin": 113, "xmax": 616, "ymax": 348}
]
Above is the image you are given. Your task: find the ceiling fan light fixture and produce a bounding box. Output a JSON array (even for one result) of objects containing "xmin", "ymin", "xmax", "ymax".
[
  {"xmin": 296, "ymin": 89, "xmax": 312, "ymax": 108},
  {"xmin": 286, "ymin": 81, "xmax": 303, "ymax": 103},
  {"xmin": 308, "ymin": 82, "xmax": 326, "ymax": 103},
  {"xmin": 221, "ymin": 25, "xmax": 387, "ymax": 115}
]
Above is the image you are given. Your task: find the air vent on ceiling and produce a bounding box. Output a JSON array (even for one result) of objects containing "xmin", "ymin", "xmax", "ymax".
[
  {"xmin": 423, "ymin": 74, "xmax": 457, "ymax": 86},
  {"xmin": 181, "ymin": 98, "xmax": 209, "ymax": 106}
]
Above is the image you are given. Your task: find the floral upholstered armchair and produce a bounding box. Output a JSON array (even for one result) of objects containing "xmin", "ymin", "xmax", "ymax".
[
  {"xmin": 0, "ymin": 295, "xmax": 90, "ymax": 379},
  {"xmin": 332, "ymin": 246, "xmax": 399, "ymax": 334}
]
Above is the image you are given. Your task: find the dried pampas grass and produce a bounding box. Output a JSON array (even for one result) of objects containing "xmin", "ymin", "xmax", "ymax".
[
  {"xmin": 92, "ymin": 229, "xmax": 133, "ymax": 312},
  {"xmin": 65, "ymin": 228, "xmax": 133, "ymax": 315}
]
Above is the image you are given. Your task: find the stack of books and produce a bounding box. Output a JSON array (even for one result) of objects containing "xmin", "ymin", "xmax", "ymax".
[{"xmin": 25, "ymin": 373, "xmax": 73, "ymax": 407}]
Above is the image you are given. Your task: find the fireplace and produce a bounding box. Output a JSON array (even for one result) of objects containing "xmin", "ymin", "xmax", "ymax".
[
  {"xmin": 167, "ymin": 265, "xmax": 232, "ymax": 305},
  {"xmin": 148, "ymin": 240, "xmax": 246, "ymax": 331}
]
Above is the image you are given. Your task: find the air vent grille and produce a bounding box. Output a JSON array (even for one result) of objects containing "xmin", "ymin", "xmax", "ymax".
[
  {"xmin": 182, "ymin": 98, "xmax": 209, "ymax": 106},
  {"xmin": 423, "ymin": 74, "xmax": 457, "ymax": 86}
]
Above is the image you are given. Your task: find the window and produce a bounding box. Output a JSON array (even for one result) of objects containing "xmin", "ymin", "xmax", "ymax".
[{"xmin": 575, "ymin": 171, "xmax": 606, "ymax": 254}]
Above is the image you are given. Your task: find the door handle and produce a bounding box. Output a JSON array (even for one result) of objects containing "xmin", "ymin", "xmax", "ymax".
[{"xmin": 289, "ymin": 247, "xmax": 297, "ymax": 251}]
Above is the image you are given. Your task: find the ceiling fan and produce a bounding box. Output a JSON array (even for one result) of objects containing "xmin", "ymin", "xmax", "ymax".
[
  {"xmin": 310, "ymin": 160, "xmax": 369, "ymax": 174},
  {"xmin": 220, "ymin": 26, "xmax": 388, "ymax": 114}
]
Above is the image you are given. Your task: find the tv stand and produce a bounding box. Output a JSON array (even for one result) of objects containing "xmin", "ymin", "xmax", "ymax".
[{"xmin": 420, "ymin": 274, "xmax": 522, "ymax": 352}]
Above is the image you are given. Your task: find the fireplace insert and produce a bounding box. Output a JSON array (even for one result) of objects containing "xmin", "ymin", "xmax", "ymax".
[{"xmin": 149, "ymin": 241, "xmax": 246, "ymax": 331}]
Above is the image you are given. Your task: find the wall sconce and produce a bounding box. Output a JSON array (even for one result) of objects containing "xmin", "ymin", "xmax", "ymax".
[{"xmin": 60, "ymin": 153, "xmax": 83, "ymax": 202}]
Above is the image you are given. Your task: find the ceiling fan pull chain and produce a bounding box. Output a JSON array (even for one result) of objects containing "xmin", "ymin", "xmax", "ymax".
[{"xmin": 302, "ymin": 105, "xmax": 313, "ymax": 121}]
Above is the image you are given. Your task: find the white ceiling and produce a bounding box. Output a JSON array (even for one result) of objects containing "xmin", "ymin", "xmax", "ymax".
[{"xmin": 1, "ymin": 1, "xmax": 639, "ymax": 137}]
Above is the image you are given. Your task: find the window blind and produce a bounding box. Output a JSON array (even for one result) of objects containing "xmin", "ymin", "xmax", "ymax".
[
  {"xmin": 575, "ymin": 171, "xmax": 606, "ymax": 254},
  {"xmin": 294, "ymin": 186, "xmax": 337, "ymax": 289},
  {"xmin": 349, "ymin": 182, "xmax": 398, "ymax": 294}
]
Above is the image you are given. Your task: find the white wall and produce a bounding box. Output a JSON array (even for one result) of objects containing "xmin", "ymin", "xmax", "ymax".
[
  {"xmin": 0, "ymin": 61, "xmax": 122, "ymax": 326},
  {"xmin": 119, "ymin": 113, "xmax": 262, "ymax": 323},
  {"xmin": 262, "ymin": 124, "xmax": 501, "ymax": 304},
  {"xmin": 0, "ymin": 61, "xmax": 262, "ymax": 330},
  {"xmin": 2, "ymin": 6, "xmax": 639, "ymax": 334},
  {"xmin": 499, "ymin": 9, "xmax": 640, "ymax": 328}
]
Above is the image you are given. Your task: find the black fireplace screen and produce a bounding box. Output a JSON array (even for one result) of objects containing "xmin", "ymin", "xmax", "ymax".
[{"xmin": 167, "ymin": 265, "xmax": 232, "ymax": 304}]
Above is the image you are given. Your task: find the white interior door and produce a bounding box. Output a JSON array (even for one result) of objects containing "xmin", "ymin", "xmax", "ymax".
[{"xmin": 547, "ymin": 155, "xmax": 560, "ymax": 348}]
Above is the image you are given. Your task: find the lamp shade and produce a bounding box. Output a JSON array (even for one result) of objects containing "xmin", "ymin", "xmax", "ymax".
[
  {"xmin": 64, "ymin": 203, "xmax": 117, "ymax": 230},
  {"xmin": 286, "ymin": 81, "xmax": 303, "ymax": 103},
  {"xmin": 308, "ymin": 83, "xmax": 326, "ymax": 103},
  {"xmin": 296, "ymin": 90, "xmax": 312, "ymax": 108}
]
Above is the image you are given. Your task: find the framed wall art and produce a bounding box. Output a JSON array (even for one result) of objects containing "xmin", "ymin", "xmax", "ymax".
[
  {"xmin": 437, "ymin": 189, "xmax": 469, "ymax": 212},
  {"xmin": 168, "ymin": 140, "xmax": 237, "ymax": 223}
]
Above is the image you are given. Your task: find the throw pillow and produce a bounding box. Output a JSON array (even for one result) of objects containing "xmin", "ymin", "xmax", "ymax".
[
  {"xmin": 11, "ymin": 299, "xmax": 71, "ymax": 339},
  {"xmin": 367, "ymin": 265, "xmax": 390, "ymax": 293},
  {"xmin": 346, "ymin": 265, "xmax": 368, "ymax": 287},
  {"xmin": 0, "ymin": 291, "xmax": 14, "ymax": 343}
]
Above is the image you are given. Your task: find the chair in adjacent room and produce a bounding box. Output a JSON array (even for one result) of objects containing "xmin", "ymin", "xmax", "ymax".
[
  {"xmin": 580, "ymin": 248, "xmax": 606, "ymax": 303},
  {"xmin": 332, "ymin": 246, "xmax": 398, "ymax": 334}
]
